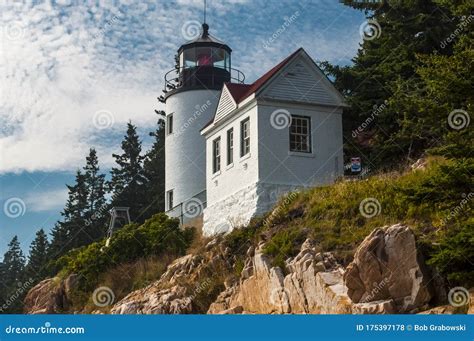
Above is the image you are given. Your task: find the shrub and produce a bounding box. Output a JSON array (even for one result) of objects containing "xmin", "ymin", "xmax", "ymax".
[{"xmin": 57, "ymin": 213, "xmax": 194, "ymax": 290}]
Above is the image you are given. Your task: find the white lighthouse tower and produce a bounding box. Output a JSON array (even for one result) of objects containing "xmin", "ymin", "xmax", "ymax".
[{"xmin": 162, "ymin": 23, "xmax": 244, "ymax": 221}]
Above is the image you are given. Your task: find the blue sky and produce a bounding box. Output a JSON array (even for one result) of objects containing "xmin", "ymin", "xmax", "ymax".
[{"xmin": 0, "ymin": 0, "xmax": 367, "ymax": 256}]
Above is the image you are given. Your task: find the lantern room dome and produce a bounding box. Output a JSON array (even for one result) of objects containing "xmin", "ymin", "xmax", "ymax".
[{"xmin": 162, "ymin": 23, "xmax": 244, "ymax": 100}]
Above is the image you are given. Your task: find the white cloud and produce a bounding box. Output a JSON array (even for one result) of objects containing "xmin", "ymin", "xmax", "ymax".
[
  {"xmin": 0, "ymin": 0, "xmax": 363, "ymax": 174},
  {"xmin": 25, "ymin": 188, "xmax": 69, "ymax": 212}
]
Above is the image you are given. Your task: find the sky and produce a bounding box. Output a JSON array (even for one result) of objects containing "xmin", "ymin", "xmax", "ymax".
[{"xmin": 0, "ymin": 0, "xmax": 368, "ymax": 257}]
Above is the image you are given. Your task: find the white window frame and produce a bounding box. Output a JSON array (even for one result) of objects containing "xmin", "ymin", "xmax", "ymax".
[
  {"xmin": 289, "ymin": 115, "xmax": 311, "ymax": 153},
  {"xmin": 213, "ymin": 137, "xmax": 221, "ymax": 174},
  {"xmin": 227, "ymin": 128, "xmax": 234, "ymax": 165},
  {"xmin": 240, "ymin": 118, "xmax": 250, "ymax": 157}
]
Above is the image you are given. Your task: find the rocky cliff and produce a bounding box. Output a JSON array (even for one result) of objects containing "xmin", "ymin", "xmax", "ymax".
[{"xmin": 24, "ymin": 224, "xmax": 471, "ymax": 315}]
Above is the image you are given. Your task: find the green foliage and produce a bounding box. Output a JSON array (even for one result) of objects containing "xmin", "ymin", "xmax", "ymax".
[
  {"xmin": 261, "ymin": 157, "xmax": 473, "ymax": 285},
  {"xmin": 262, "ymin": 227, "xmax": 306, "ymax": 269},
  {"xmin": 324, "ymin": 0, "xmax": 472, "ymax": 168},
  {"xmin": 142, "ymin": 114, "xmax": 166, "ymax": 220},
  {"xmin": 25, "ymin": 229, "xmax": 50, "ymax": 283},
  {"xmin": 109, "ymin": 122, "xmax": 148, "ymax": 223},
  {"xmin": 57, "ymin": 213, "xmax": 193, "ymax": 290}
]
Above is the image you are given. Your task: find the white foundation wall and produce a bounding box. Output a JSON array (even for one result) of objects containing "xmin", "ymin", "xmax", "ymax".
[
  {"xmin": 203, "ymin": 182, "xmax": 302, "ymax": 236},
  {"xmin": 165, "ymin": 89, "xmax": 220, "ymax": 210}
]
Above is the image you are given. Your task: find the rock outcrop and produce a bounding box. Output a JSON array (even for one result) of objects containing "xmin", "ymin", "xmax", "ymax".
[
  {"xmin": 344, "ymin": 224, "xmax": 435, "ymax": 313},
  {"xmin": 208, "ymin": 240, "xmax": 352, "ymax": 314},
  {"xmin": 24, "ymin": 274, "xmax": 78, "ymax": 314},
  {"xmin": 111, "ymin": 242, "xmax": 230, "ymax": 314}
]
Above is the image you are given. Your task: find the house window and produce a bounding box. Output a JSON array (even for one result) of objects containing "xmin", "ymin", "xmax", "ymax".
[
  {"xmin": 290, "ymin": 115, "xmax": 311, "ymax": 153},
  {"xmin": 167, "ymin": 114, "xmax": 173, "ymax": 135},
  {"xmin": 213, "ymin": 137, "xmax": 221, "ymax": 174},
  {"xmin": 227, "ymin": 128, "xmax": 233, "ymax": 165},
  {"xmin": 240, "ymin": 118, "xmax": 250, "ymax": 157},
  {"xmin": 167, "ymin": 190, "xmax": 174, "ymax": 210}
]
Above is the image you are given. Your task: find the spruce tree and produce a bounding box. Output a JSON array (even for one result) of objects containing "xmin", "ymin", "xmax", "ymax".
[
  {"xmin": 83, "ymin": 148, "xmax": 107, "ymax": 240},
  {"xmin": 109, "ymin": 122, "xmax": 148, "ymax": 223},
  {"xmin": 142, "ymin": 114, "xmax": 166, "ymax": 220},
  {"xmin": 2, "ymin": 236, "xmax": 25, "ymax": 289},
  {"xmin": 322, "ymin": 0, "xmax": 458, "ymax": 168},
  {"xmin": 25, "ymin": 229, "xmax": 50, "ymax": 283}
]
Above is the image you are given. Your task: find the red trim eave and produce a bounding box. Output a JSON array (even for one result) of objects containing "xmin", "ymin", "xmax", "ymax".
[{"xmin": 200, "ymin": 48, "xmax": 304, "ymax": 133}]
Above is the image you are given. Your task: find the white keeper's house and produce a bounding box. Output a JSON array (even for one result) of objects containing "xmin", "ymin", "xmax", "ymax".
[{"xmin": 161, "ymin": 23, "xmax": 347, "ymax": 236}]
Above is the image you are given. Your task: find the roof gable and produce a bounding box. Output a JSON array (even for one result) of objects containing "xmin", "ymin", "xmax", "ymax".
[
  {"xmin": 214, "ymin": 85, "xmax": 237, "ymax": 122},
  {"xmin": 258, "ymin": 50, "xmax": 346, "ymax": 106}
]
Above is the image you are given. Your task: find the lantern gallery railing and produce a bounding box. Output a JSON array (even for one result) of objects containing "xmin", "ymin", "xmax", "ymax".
[{"xmin": 164, "ymin": 65, "xmax": 245, "ymax": 92}]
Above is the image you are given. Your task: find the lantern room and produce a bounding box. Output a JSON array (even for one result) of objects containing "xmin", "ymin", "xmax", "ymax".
[{"xmin": 163, "ymin": 23, "xmax": 244, "ymax": 98}]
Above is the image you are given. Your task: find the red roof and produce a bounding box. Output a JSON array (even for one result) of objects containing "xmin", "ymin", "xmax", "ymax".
[
  {"xmin": 235, "ymin": 47, "xmax": 302, "ymax": 104},
  {"xmin": 201, "ymin": 48, "xmax": 303, "ymax": 131},
  {"xmin": 225, "ymin": 83, "xmax": 252, "ymax": 103}
]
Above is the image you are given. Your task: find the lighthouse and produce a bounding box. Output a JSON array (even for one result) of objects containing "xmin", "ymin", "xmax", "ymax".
[{"xmin": 162, "ymin": 23, "xmax": 245, "ymax": 220}]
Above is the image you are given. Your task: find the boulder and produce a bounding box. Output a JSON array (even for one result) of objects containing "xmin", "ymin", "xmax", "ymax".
[
  {"xmin": 344, "ymin": 224, "xmax": 435, "ymax": 313},
  {"xmin": 208, "ymin": 239, "xmax": 352, "ymax": 314},
  {"xmin": 111, "ymin": 285, "xmax": 192, "ymax": 314},
  {"xmin": 24, "ymin": 274, "xmax": 78, "ymax": 314}
]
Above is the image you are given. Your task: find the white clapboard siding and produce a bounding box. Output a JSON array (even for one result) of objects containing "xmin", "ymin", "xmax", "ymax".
[
  {"xmin": 264, "ymin": 62, "xmax": 339, "ymax": 106},
  {"xmin": 214, "ymin": 86, "xmax": 236, "ymax": 122}
]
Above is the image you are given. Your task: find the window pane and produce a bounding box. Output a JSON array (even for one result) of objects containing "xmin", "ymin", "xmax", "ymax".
[{"xmin": 289, "ymin": 115, "xmax": 311, "ymax": 153}]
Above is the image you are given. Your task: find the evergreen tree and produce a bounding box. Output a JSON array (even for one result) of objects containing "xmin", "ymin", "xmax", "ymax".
[
  {"xmin": 109, "ymin": 122, "xmax": 148, "ymax": 223},
  {"xmin": 321, "ymin": 0, "xmax": 458, "ymax": 168},
  {"xmin": 83, "ymin": 148, "xmax": 108, "ymax": 240},
  {"xmin": 48, "ymin": 222, "xmax": 70, "ymax": 259},
  {"xmin": 2, "ymin": 236, "xmax": 26, "ymax": 289},
  {"xmin": 142, "ymin": 114, "xmax": 166, "ymax": 220},
  {"xmin": 25, "ymin": 229, "xmax": 50, "ymax": 283},
  {"xmin": 1, "ymin": 236, "xmax": 26, "ymax": 313}
]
